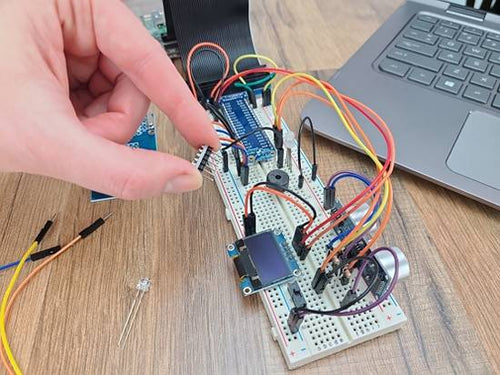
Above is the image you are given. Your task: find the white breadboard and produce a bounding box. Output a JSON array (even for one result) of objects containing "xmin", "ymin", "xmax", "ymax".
[{"xmin": 212, "ymin": 100, "xmax": 406, "ymax": 369}]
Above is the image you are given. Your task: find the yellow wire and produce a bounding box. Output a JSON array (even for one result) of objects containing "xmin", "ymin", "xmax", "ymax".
[
  {"xmin": 0, "ymin": 240, "xmax": 39, "ymax": 375},
  {"xmin": 270, "ymin": 72, "xmax": 391, "ymax": 241},
  {"xmin": 233, "ymin": 54, "xmax": 279, "ymax": 85}
]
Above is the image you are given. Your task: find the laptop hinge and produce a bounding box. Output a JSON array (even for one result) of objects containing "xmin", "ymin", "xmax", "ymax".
[{"xmin": 446, "ymin": 4, "xmax": 486, "ymax": 21}]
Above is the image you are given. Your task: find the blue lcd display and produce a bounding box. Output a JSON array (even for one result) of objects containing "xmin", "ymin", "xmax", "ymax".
[{"xmin": 243, "ymin": 231, "xmax": 293, "ymax": 286}]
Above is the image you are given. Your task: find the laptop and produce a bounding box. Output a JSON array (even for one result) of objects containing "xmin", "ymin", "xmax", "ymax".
[{"xmin": 303, "ymin": 0, "xmax": 500, "ymax": 209}]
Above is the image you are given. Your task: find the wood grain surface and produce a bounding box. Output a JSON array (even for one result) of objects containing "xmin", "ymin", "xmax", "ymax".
[{"xmin": 0, "ymin": 0, "xmax": 498, "ymax": 374}]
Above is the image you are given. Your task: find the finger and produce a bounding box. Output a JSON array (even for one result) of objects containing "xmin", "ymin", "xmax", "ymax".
[
  {"xmin": 91, "ymin": 0, "xmax": 219, "ymax": 150},
  {"xmin": 36, "ymin": 116, "xmax": 203, "ymax": 199},
  {"xmin": 82, "ymin": 73, "xmax": 149, "ymax": 144},
  {"xmin": 88, "ymin": 69, "xmax": 114, "ymax": 97}
]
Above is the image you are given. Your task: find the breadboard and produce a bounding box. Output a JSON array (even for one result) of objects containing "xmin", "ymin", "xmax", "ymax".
[{"xmin": 211, "ymin": 97, "xmax": 406, "ymax": 369}]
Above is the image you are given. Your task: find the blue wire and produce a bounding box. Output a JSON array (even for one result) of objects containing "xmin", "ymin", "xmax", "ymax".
[
  {"xmin": 329, "ymin": 172, "xmax": 372, "ymax": 188},
  {"xmin": 327, "ymin": 172, "xmax": 380, "ymax": 227},
  {"xmin": 327, "ymin": 231, "xmax": 349, "ymax": 248},
  {"xmin": 216, "ymin": 129, "xmax": 231, "ymax": 137},
  {"xmin": 0, "ymin": 258, "xmax": 31, "ymax": 272}
]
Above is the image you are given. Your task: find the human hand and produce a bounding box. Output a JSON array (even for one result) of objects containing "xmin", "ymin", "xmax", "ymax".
[{"xmin": 0, "ymin": 0, "xmax": 219, "ymax": 199}]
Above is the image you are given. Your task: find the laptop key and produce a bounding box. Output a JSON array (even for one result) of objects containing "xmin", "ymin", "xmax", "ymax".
[
  {"xmin": 438, "ymin": 50, "xmax": 461, "ymax": 64},
  {"xmin": 411, "ymin": 20, "xmax": 434, "ymax": 32},
  {"xmin": 492, "ymin": 94, "xmax": 500, "ymax": 109},
  {"xmin": 489, "ymin": 52, "xmax": 500, "ymax": 64},
  {"xmin": 464, "ymin": 57, "xmax": 488, "ymax": 72},
  {"xmin": 443, "ymin": 65, "xmax": 469, "ymax": 81},
  {"xmin": 418, "ymin": 15, "xmax": 438, "ymax": 24},
  {"xmin": 404, "ymin": 29, "xmax": 438, "ymax": 45},
  {"xmin": 439, "ymin": 39, "xmax": 462, "ymax": 52},
  {"xmin": 487, "ymin": 32, "xmax": 500, "ymax": 42},
  {"xmin": 458, "ymin": 32, "xmax": 480, "ymax": 45},
  {"xmin": 440, "ymin": 20, "xmax": 461, "ymax": 29},
  {"xmin": 379, "ymin": 58, "xmax": 410, "ymax": 77},
  {"xmin": 482, "ymin": 38, "xmax": 500, "ymax": 52},
  {"xmin": 408, "ymin": 68, "xmax": 436, "ymax": 85},
  {"xmin": 463, "ymin": 26, "xmax": 484, "ymax": 36},
  {"xmin": 435, "ymin": 77, "xmax": 462, "ymax": 94},
  {"xmin": 387, "ymin": 48, "xmax": 442, "ymax": 72},
  {"xmin": 464, "ymin": 45, "xmax": 487, "ymax": 59},
  {"xmin": 434, "ymin": 26, "xmax": 456, "ymax": 39},
  {"xmin": 491, "ymin": 64, "xmax": 500, "ymax": 78},
  {"xmin": 470, "ymin": 73, "xmax": 496, "ymax": 89},
  {"xmin": 463, "ymin": 85, "xmax": 490, "ymax": 103},
  {"xmin": 397, "ymin": 39, "xmax": 437, "ymax": 57}
]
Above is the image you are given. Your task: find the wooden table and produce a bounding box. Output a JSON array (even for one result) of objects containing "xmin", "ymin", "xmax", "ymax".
[{"xmin": 0, "ymin": 1, "xmax": 498, "ymax": 373}]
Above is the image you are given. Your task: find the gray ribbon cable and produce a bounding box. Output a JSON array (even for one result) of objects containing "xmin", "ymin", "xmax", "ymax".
[{"xmin": 163, "ymin": 0, "xmax": 260, "ymax": 87}]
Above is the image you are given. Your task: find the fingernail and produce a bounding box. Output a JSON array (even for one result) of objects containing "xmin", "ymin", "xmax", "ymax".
[{"xmin": 164, "ymin": 173, "xmax": 202, "ymax": 193}]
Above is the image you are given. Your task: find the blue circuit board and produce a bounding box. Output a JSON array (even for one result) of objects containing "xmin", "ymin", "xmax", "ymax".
[
  {"xmin": 227, "ymin": 231, "xmax": 300, "ymax": 296},
  {"xmin": 90, "ymin": 113, "xmax": 157, "ymax": 202},
  {"xmin": 220, "ymin": 92, "xmax": 275, "ymax": 164}
]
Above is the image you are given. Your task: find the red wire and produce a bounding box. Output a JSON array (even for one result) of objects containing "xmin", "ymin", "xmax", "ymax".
[{"xmin": 187, "ymin": 42, "xmax": 231, "ymax": 99}]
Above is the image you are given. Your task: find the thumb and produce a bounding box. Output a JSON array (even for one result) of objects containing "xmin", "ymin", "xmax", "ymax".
[{"xmin": 37, "ymin": 124, "xmax": 203, "ymax": 200}]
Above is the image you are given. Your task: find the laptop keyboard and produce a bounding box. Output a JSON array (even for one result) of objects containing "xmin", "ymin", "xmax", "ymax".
[{"xmin": 378, "ymin": 14, "xmax": 500, "ymax": 109}]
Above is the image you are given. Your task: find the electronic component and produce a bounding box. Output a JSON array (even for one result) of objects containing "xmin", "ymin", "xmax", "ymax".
[
  {"xmin": 323, "ymin": 187, "xmax": 336, "ymax": 210},
  {"xmin": 340, "ymin": 271, "xmax": 351, "ymax": 286},
  {"xmin": 287, "ymin": 308, "xmax": 304, "ymax": 334},
  {"xmin": 242, "ymin": 213, "xmax": 256, "ymax": 236},
  {"xmin": 29, "ymin": 245, "xmax": 61, "ymax": 262},
  {"xmin": 222, "ymin": 151, "xmax": 229, "ymax": 172},
  {"xmin": 298, "ymin": 175, "xmax": 305, "ymax": 189},
  {"xmin": 340, "ymin": 290, "xmax": 357, "ymax": 308},
  {"xmin": 220, "ymin": 92, "xmax": 275, "ymax": 164},
  {"xmin": 287, "ymin": 281, "xmax": 306, "ymax": 309},
  {"xmin": 91, "ymin": 113, "xmax": 158, "ymax": 202},
  {"xmin": 118, "ymin": 278, "xmax": 152, "ymax": 348},
  {"xmin": 192, "ymin": 145, "xmax": 215, "ymax": 175},
  {"xmin": 227, "ymin": 231, "xmax": 300, "ymax": 296},
  {"xmin": 277, "ymin": 147, "xmax": 284, "ymax": 169},
  {"xmin": 140, "ymin": 11, "xmax": 168, "ymax": 45},
  {"xmin": 311, "ymin": 268, "xmax": 330, "ymax": 294},
  {"xmin": 374, "ymin": 246, "xmax": 409, "ymax": 282},
  {"xmin": 266, "ymin": 169, "xmax": 290, "ymax": 191},
  {"xmin": 210, "ymin": 92, "xmax": 407, "ymax": 369},
  {"xmin": 283, "ymin": 130, "xmax": 295, "ymax": 169},
  {"xmin": 292, "ymin": 224, "xmax": 310, "ymax": 260},
  {"xmin": 311, "ymin": 164, "xmax": 318, "ymax": 181},
  {"xmin": 241, "ymin": 165, "xmax": 249, "ymax": 186},
  {"xmin": 362, "ymin": 247, "xmax": 410, "ymax": 297},
  {"xmin": 262, "ymin": 88, "xmax": 272, "ymax": 107},
  {"xmin": 273, "ymin": 128, "xmax": 284, "ymax": 149},
  {"xmin": 359, "ymin": 247, "xmax": 407, "ymax": 299}
]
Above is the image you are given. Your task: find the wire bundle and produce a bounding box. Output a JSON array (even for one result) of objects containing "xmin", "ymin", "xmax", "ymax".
[
  {"xmin": 186, "ymin": 42, "xmax": 398, "ymax": 318},
  {"xmin": 0, "ymin": 214, "xmax": 111, "ymax": 374},
  {"xmin": 214, "ymin": 66, "xmax": 396, "ymax": 269}
]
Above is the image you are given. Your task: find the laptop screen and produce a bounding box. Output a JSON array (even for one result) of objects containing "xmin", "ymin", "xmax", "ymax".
[{"xmin": 446, "ymin": 0, "xmax": 500, "ymax": 14}]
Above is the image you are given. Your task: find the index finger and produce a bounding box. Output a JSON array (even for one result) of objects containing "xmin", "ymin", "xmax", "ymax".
[{"xmin": 91, "ymin": 0, "xmax": 219, "ymax": 150}]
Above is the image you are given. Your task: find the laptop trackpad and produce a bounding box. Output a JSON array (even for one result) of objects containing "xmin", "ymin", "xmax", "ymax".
[{"xmin": 447, "ymin": 111, "xmax": 500, "ymax": 190}]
